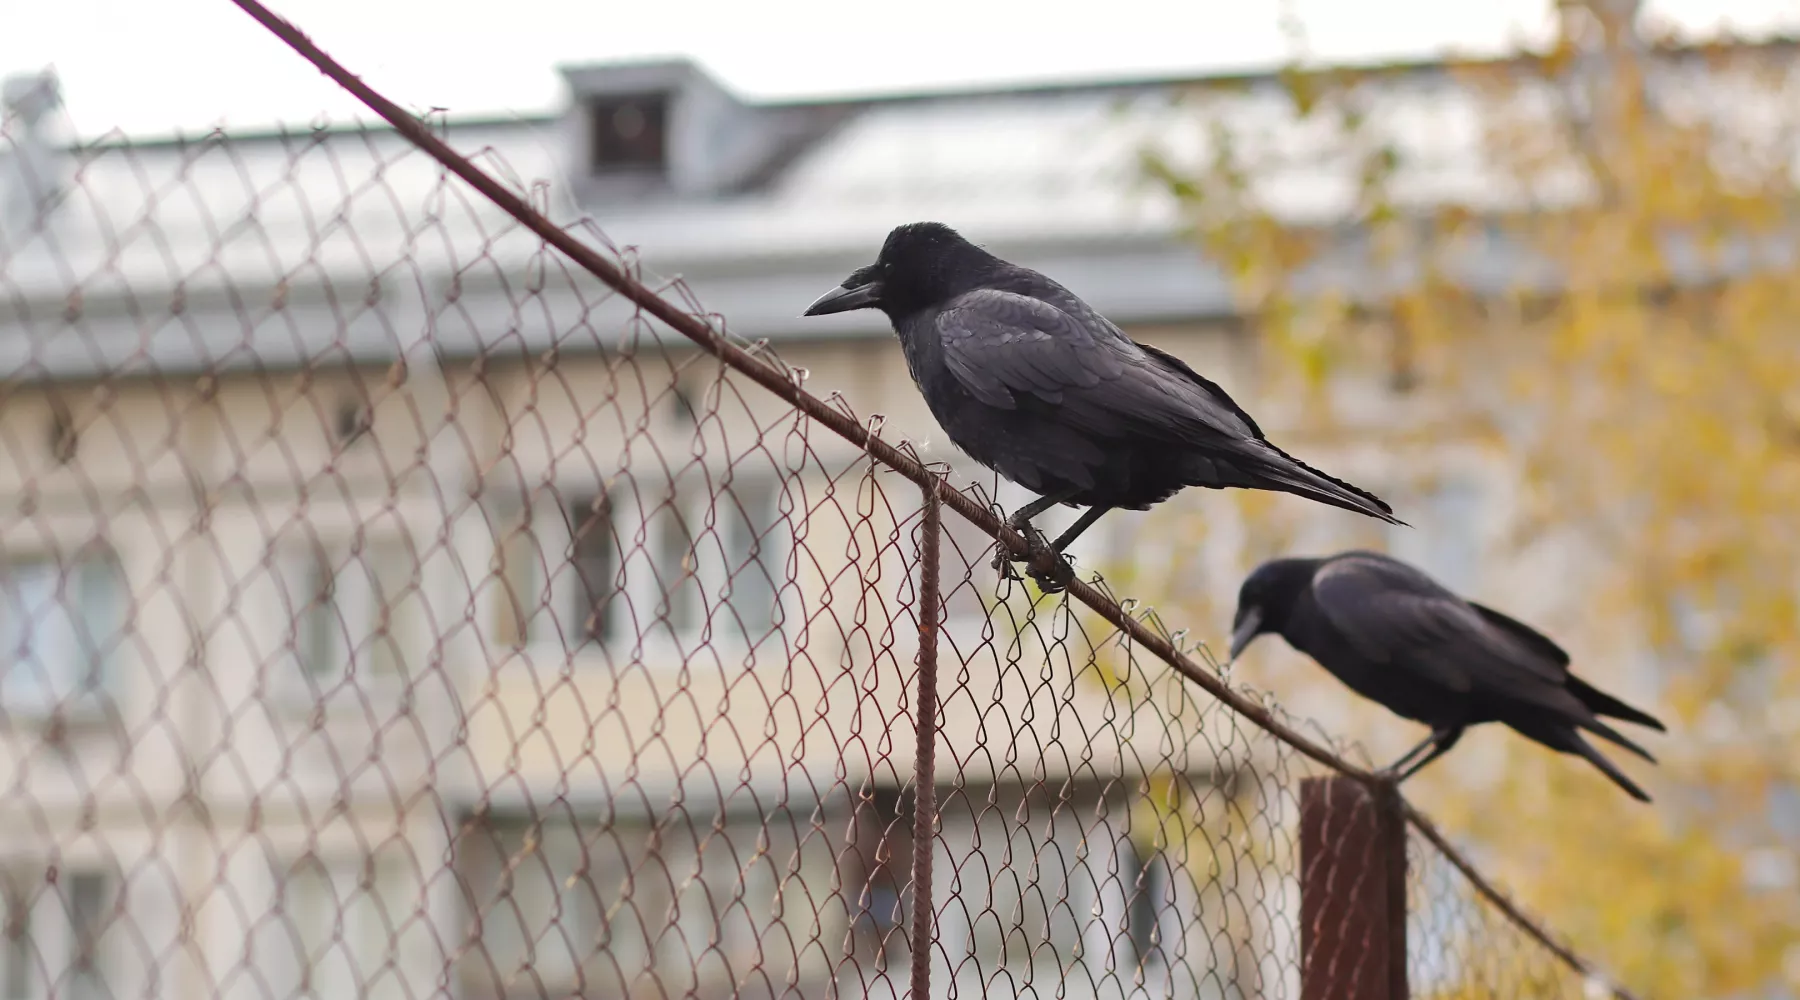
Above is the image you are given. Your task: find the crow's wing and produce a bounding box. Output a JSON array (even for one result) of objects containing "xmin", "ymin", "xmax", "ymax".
[
  {"xmin": 934, "ymin": 287, "xmax": 1258, "ymax": 444},
  {"xmin": 933, "ymin": 286, "xmax": 1400, "ymax": 524},
  {"xmin": 1467, "ymin": 601, "xmax": 1572, "ymax": 669},
  {"xmin": 1309, "ymin": 553, "xmax": 1567, "ymax": 697}
]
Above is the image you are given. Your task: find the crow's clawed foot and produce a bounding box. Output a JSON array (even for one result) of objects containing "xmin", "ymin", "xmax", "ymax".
[
  {"xmin": 990, "ymin": 524, "xmax": 1042, "ymax": 577},
  {"xmin": 1028, "ymin": 560, "xmax": 1076, "ymax": 594},
  {"xmin": 1025, "ymin": 527, "xmax": 1076, "ymax": 594},
  {"xmin": 1372, "ymin": 764, "xmax": 1417, "ymax": 788},
  {"xmin": 991, "ymin": 527, "xmax": 1075, "ymax": 594}
]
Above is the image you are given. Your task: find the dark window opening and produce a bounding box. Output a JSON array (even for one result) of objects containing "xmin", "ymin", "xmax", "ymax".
[
  {"xmin": 668, "ymin": 384, "xmax": 697, "ymax": 427},
  {"xmin": 566, "ymin": 494, "xmax": 619, "ymax": 643},
  {"xmin": 588, "ymin": 94, "xmax": 669, "ymax": 174},
  {"xmin": 1123, "ymin": 837, "xmax": 1170, "ymax": 968},
  {"xmin": 334, "ymin": 399, "xmax": 371, "ymax": 445},
  {"xmin": 869, "ymin": 786, "xmax": 906, "ymax": 828},
  {"xmin": 47, "ymin": 404, "xmax": 76, "ymax": 465}
]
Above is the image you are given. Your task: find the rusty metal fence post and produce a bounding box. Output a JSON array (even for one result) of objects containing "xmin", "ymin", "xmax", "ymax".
[
  {"xmin": 909, "ymin": 484, "xmax": 942, "ymax": 1000},
  {"xmin": 1300, "ymin": 776, "xmax": 1409, "ymax": 1000}
]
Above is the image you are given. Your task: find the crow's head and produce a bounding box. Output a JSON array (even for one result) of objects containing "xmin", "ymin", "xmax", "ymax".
[
  {"xmin": 803, "ymin": 222, "xmax": 1001, "ymax": 320},
  {"xmin": 1228, "ymin": 556, "xmax": 1325, "ymax": 662}
]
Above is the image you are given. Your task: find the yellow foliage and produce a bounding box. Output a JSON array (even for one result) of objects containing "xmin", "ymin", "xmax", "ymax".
[{"xmin": 1137, "ymin": 2, "xmax": 1800, "ymax": 993}]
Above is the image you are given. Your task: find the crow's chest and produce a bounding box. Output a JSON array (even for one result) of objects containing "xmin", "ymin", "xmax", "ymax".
[{"xmin": 899, "ymin": 336, "xmax": 1000, "ymax": 445}]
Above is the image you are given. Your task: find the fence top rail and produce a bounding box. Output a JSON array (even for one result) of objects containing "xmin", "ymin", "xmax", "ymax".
[{"xmin": 215, "ymin": 4, "xmax": 1643, "ymax": 997}]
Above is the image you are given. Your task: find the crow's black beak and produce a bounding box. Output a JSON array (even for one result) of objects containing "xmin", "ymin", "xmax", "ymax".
[
  {"xmin": 803, "ymin": 281, "xmax": 883, "ymax": 317},
  {"xmin": 1228, "ymin": 608, "xmax": 1263, "ymax": 664}
]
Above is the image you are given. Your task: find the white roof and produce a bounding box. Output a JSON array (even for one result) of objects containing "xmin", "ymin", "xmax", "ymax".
[{"xmin": 1, "ymin": 48, "xmax": 1794, "ymax": 378}]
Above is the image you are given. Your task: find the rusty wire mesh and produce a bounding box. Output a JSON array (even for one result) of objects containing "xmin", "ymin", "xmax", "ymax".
[
  {"xmin": 1404, "ymin": 828, "xmax": 1606, "ymax": 1000},
  {"xmin": 0, "ymin": 10, "xmax": 1645, "ymax": 1000}
]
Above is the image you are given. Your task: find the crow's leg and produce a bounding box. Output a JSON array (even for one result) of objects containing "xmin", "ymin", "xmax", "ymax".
[
  {"xmin": 1383, "ymin": 731, "xmax": 1441, "ymax": 775},
  {"xmin": 1026, "ymin": 505, "xmax": 1114, "ymax": 594},
  {"xmin": 1049, "ymin": 505, "xmax": 1111, "ymax": 555},
  {"xmin": 990, "ymin": 491, "xmax": 1079, "ymax": 583},
  {"xmin": 1380, "ymin": 726, "xmax": 1464, "ymax": 783},
  {"xmin": 1002, "ymin": 493, "xmax": 1071, "ymax": 532}
]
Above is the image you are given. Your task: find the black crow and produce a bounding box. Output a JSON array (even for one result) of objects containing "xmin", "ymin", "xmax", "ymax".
[
  {"xmin": 803, "ymin": 222, "xmax": 1402, "ymax": 591},
  {"xmin": 1228, "ymin": 550, "xmax": 1667, "ymax": 801}
]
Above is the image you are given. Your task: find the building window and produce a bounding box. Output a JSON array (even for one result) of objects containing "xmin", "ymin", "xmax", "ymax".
[
  {"xmin": 0, "ymin": 546, "xmax": 125, "ymax": 719},
  {"xmin": 587, "ymin": 93, "xmax": 668, "ymax": 174},
  {"xmin": 666, "ymin": 384, "xmax": 698, "ymax": 428},
  {"xmin": 564, "ymin": 493, "xmax": 622, "ymax": 644},
  {"xmin": 45, "ymin": 404, "xmax": 77, "ymax": 465},
  {"xmin": 960, "ymin": 808, "xmax": 1088, "ymax": 976},
  {"xmin": 278, "ymin": 538, "xmax": 421, "ymax": 682},
  {"xmin": 717, "ymin": 476, "xmax": 784, "ymax": 644},
  {"xmin": 1, "ymin": 889, "xmax": 27, "ymax": 1000},
  {"xmin": 653, "ymin": 491, "xmax": 702, "ymax": 635},
  {"xmin": 64, "ymin": 875, "xmax": 107, "ymax": 999},
  {"xmin": 499, "ymin": 493, "xmax": 622, "ymax": 649},
  {"xmin": 462, "ymin": 817, "xmax": 613, "ymax": 995},
  {"xmin": 494, "ymin": 505, "xmax": 541, "ymax": 649},
  {"xmin": 636, "ymin": 473, "xmax": 787, "ymax": 646},
  {"xmin": 513, "ymin": 475, "xmax": 787, "ymax": 653},
  {"xmin": 459, "ymin": 809, "xmax": 835, "ymax": 999},
  {"xmin": 270, "ymin": 851, "xmax": 422, "ymax": 1000},
  {"xmin": 332, "ymin": 399, "xmax": 371, "ymax": 447},
  {"xmin": 1121, "ymin": 836, "xmax": 1172, "ymax": 969},
  {"xmin": 282, "ymin": 860, "xmax": 336, "ymax": 995},
  {"xmin": 0, "ymin": 869, "xmax": 113, "ymax": 1000}
]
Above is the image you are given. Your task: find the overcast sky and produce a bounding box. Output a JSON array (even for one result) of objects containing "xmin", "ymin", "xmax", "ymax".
[{"xmin": 4, "ymin": 0, "xmax": 1798, "ymax": 138}]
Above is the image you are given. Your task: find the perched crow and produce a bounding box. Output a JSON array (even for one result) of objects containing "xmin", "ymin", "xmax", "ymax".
[
  {"xmin": 803, "ymin": 222, "xmax": 1401, "ymax": 591},
  {"xmin": 1228, "ymin": 550, "xmax": 1667, "ymax": 801}
]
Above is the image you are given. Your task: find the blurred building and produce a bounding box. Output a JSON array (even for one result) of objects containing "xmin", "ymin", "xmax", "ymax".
[{"xmin": 0, "ymin": 38, "xmax": 1711, "ymax": 998}]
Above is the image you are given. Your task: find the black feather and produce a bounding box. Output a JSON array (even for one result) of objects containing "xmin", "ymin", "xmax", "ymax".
[
  {"xmin": 805, "ymin": 222, "xmax": 1401, "ymax": 530},
  {"xmin": 1231, "ymin": 550, "xmax": 1666, "ymax": 802}
]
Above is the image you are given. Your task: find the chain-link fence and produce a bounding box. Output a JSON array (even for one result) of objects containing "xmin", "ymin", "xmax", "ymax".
[{"xmin": 0, "ymin": 5, "xmax": 1646, "ymax": 999}]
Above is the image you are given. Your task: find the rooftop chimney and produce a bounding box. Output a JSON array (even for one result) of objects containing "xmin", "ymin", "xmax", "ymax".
[{"xmin": 556, "ymin": 59, "xmax": 814, "ymax": 202}]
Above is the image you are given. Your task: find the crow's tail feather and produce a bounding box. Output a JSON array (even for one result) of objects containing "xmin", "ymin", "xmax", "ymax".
[
  {"xmin": 1246, "ymin": 442, "xmax": 1407, "ymax": 526},
  {"xmin": 1506, "ymin": 716, "xmax": 1654, "ymax": 802},
  {"xmin": 1577, "ymin": 715, "xmax": 1657, "ymax": 764},
  {"xmin": 1566, "ymin": 731, "xmax": 1653, "ymax": 802},
  {"xmin": 1568, "ymin": 675, "xmax": 1667, "ymax": 731}
]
